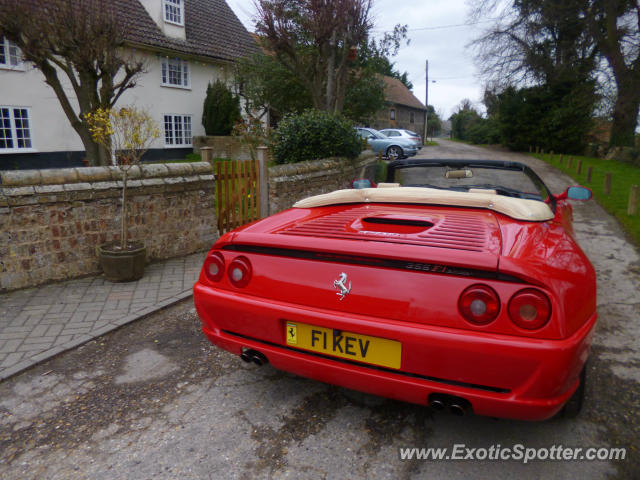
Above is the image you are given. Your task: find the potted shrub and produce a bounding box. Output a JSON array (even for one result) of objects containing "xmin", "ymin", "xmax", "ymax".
[{"xmin": 85, "ymin": 107, "xmax": 160, "ymax": 282}]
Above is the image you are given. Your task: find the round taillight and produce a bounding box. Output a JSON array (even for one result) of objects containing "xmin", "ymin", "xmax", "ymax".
[
  {"xmin": 508, "ymin": 289, "xmax": 551, "ymax": 330},
  {"xmin": 203, "ymin": 252, "xmax": 225, "ymax": 282},
  {"xmin": 228, "ymin": 256, "xmax": 252, "ymax": 288},
  {"xmin": 458, "ymin": 285, "xmax": 500, "ymax": 325}
]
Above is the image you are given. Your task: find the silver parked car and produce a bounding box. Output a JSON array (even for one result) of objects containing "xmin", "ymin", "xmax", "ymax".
[
  {"xmin": 379, "ymin": 128, "xmax": 423, "ymax": 148},
  {"xmin": 355, "ymin": 127, "xmax": 419, "ymax": 160}
]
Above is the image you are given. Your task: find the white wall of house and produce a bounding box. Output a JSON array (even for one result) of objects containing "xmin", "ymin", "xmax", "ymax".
[
  {"xmin": 1, "ymin": 62, "xmax": 83, "ymax": 154},
  {"xmin": 0, "ymin": 48, "xmax": 230, "ymax": 156},
  {"xmin": 119, "ymin": 50, "xmax": 230, "ymax": 150}
]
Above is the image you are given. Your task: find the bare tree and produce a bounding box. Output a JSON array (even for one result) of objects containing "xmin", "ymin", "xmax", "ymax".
[
  {"xmin": 254, "ymin": 0, "xmax": 373, "ymax": 114},
  {"xmin": 469, "ymin": 0, "xmax": 596, "ymax": 87},
  {"xmin": 0, "ymin": 0, "xmax": 145, "ymax": 165},
  {"xmin": 470, "ymin": 0, "xmax": 640, "ymax": 148},
  {"xmin": 587, "ymin": 0, "xmax": 640, "ymax": 147}
]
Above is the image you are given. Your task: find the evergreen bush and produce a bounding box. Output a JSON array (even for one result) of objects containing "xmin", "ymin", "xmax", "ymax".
[
  {"xmin": 202, "ymin": 80, "xmax": 241, "ymax": 135},
  {"xmin": 271, "ymin": 110, "xmax": 362, "ymax": 164}
]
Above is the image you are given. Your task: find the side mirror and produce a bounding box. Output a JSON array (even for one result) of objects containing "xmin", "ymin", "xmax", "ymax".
[
  {"xmin": 557, "ymin": 186, "xmax": 592, "ymax": 201},
  {"xmin": 351, "ymin": 179, "xmax": 375, "ymax": 189}
]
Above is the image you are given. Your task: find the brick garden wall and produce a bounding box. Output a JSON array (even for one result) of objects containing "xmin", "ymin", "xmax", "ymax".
[
  {"xmin": 0, "ymin": 162, "xmax": 217, "ymax": 292},
  {"xmin": 267, "ymin": 151, "xmax": 377, "ymax": 214}
]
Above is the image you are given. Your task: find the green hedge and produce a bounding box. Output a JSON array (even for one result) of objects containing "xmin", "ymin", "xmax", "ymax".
[{"xmin": 271, "ymin": 110, "xmax": 362, "ymax": 164}]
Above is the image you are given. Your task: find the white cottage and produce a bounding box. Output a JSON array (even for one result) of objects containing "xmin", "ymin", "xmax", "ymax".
[{"xmin": 0, "ymin": 0, "xmax": 257, "ymax": 169}]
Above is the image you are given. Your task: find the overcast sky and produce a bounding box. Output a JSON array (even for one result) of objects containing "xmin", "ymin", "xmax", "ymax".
[{"xmin": 225, "ymin": 0, "xmax": 491, "ymax": 119}]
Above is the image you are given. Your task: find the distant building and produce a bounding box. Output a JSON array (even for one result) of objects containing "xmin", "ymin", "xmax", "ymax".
[
  {"xmin": 588, "ymin": 118, "xmax": 612, "ymax": 145},
  {"xmin": 0, "ymin": 0, "xmax": 257, "ymax": 169},
  {"xmin": 369, "ymin": 76, "xmax": 427, "ymax": 137}
]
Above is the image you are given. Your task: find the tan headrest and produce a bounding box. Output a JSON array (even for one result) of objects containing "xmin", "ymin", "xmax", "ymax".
[{"xmin": 293, "ymin": 187, "xmax": 554, "ymax": 221}]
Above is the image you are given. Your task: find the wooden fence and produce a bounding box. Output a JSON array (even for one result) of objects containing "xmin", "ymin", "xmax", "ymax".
[
  {"xmin": 538, "ymin": 150, "xmax": 639, "ymax": 216},
  {"xmin": 216, "ymin": 159, "xmax": 261, "ymax": 235}
]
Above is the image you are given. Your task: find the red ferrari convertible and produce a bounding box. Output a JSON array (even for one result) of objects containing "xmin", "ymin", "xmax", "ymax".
[{"xmin": 193, "ymin": 159, "xmax": 596, "ymax": 421}]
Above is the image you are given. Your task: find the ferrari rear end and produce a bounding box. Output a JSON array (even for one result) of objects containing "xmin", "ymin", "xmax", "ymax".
[{"xmin": 194, "ymin": 202, "xmax": 596, "ymax": 421}]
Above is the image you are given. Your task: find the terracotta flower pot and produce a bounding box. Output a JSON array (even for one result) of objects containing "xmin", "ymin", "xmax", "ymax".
[{"xmin": 98, "ymin": 242, "xmax": 146, "ymax": 282}]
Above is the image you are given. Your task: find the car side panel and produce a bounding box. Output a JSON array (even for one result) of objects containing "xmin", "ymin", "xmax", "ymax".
[{"xmin": 497, "ymin": 210, "xmax": 597, "ymax": 337}]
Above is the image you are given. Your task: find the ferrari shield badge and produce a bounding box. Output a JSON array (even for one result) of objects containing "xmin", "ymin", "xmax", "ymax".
[{"xmin": 333, "ymin": 272, "xmax": 352, "ymax": 300}]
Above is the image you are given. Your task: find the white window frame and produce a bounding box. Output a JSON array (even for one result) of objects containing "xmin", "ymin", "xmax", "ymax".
[
  {"xmin": 163, "ymin": 114, "xmax": 192, "ymax": 148},
  {"xmin": 0, "ymin": 36, "xmax": 25, "ymax": 71},
  {"xmin": 163, "ymin": 0, "xmax": 184, "ymax": 26},
  {"xmin": 0, "ymin": 106, "xmax": 35, "ymax": 153},
  {"xmin": 161, "ymin": 58, "xmax": 190, "ymax": 89}
]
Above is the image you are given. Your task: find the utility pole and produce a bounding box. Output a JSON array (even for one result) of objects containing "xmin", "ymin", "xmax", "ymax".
[{"xmin": 424, "ymin": 59, "xmax": 429, "ymax": 142}]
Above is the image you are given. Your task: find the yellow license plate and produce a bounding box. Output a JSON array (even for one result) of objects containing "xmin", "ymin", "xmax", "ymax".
[{"xmin": 285, "ymin": 321, "xmax": 401, "ymax": 369}]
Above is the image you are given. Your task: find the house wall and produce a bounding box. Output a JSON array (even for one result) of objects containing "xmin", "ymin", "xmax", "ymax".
[
  {"xmin": 370, "ymin": 104, "xmax": 426, "ymax": 138},
  {"xmin": 118, "ymin": 49, "xmax": 231, "ymax": 148},
  {"xmin": 0, "ymin": 49, "xmax": 231, "ymax": 168},
  {"xmin": 0, "ymin": 162, "xmax": 217, "ymax": 292}
]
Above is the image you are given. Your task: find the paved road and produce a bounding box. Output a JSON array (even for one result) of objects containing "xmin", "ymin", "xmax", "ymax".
[{"xmin": 1, "ymin": 140, "xmax": 638, "ymax": 479}]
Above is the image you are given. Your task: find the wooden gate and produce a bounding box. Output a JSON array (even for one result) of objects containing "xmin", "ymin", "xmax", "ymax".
[{"xmin": 216, "ymin": 159, "xmax": 261, "ymax": 235}]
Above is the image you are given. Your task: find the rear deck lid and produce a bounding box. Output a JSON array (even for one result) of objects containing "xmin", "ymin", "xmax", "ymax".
[
  {"xmin": 231, "ymin": 204, "xmax": 502, "ymax": 271},
  {"xmin": 217, "ymin": 204, "xmax": 506, "ymax": 329},
  {"xmin": 276, "ymin": 204, "xmax": 501, "ymax": 254}
]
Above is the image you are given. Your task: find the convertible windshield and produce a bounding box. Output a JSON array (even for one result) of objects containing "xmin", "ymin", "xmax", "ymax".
[{"xmin": 390, "ymin": 162, "xmax": 552, "ymax": 202}]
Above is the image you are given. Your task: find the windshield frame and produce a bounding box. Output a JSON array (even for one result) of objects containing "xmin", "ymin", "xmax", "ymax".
[{"xmin": 386, "ymin": 158, "xmax": 556, "ymax": 212}]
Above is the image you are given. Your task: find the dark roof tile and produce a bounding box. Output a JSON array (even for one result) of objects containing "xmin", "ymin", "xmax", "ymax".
[
  {"xmin": 120, "ymin": 0, "xmax": 258, "ymax": 62},
  {"xmin": 383, "ymin": 76, "xmax": 426, "ymax": 111}
]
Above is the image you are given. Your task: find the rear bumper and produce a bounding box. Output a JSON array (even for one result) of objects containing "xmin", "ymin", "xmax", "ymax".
[
  {"xmin": 404, "ymin": 148, "xmax": 418, "ymax": 157},
  {"xmin": 194, "ymin": 283, "xmax": 597, "ymax": 421}
]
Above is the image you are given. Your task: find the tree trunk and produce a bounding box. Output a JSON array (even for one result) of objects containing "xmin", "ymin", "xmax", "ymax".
[
  {"xmin": 39, "ymin": 61, "xmax": 111, "ymax": 166},
  {"xmin": 325, "ymin": 30, "xmax": 338, "ymax": 112},
  {"xmin": 333, "ymin": 61, "xmax": 349, "ymax": 114},
  {"xmin": 78, "ymin": 128, "xmax": 111, "ymax": 166},
  {"xmin": 609, "ymin": 79, "xmax": 640, "ymax": 148}
]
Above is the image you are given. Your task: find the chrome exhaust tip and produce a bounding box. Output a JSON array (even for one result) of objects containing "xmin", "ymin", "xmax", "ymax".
[
  {"xmin": 252, "ymin": 351, "xmax": 268, "ymax": 366},
  {"xmin": 240, "ymin": 349, "xmax": 268, "ymax": 366},
  {"xmin": 428, "ymin": 393, "xmax": 472, "ymax": 416},
  {"xmin": 449, "ymin": 404, "xmax": 467, "ymax": 416}
]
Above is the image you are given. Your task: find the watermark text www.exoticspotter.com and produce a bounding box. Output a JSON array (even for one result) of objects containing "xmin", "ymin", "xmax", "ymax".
[{"xmin": 398, "ymin": 444, "xmax": 627, "ymax": 464}]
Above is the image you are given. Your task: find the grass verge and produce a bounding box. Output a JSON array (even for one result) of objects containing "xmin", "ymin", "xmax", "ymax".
[{"xmin": 533, "ymin": 152, "xmax": 640, "ymax": 246}]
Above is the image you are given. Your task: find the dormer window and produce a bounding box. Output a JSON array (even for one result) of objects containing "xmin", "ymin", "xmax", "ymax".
[
  {"xmin": 163, "ymin": 0, "xmax": 184, "ymax": 26},
  {"xmin": 0, "ymin": 36, "xmax": 23, "ymax": 70}
]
